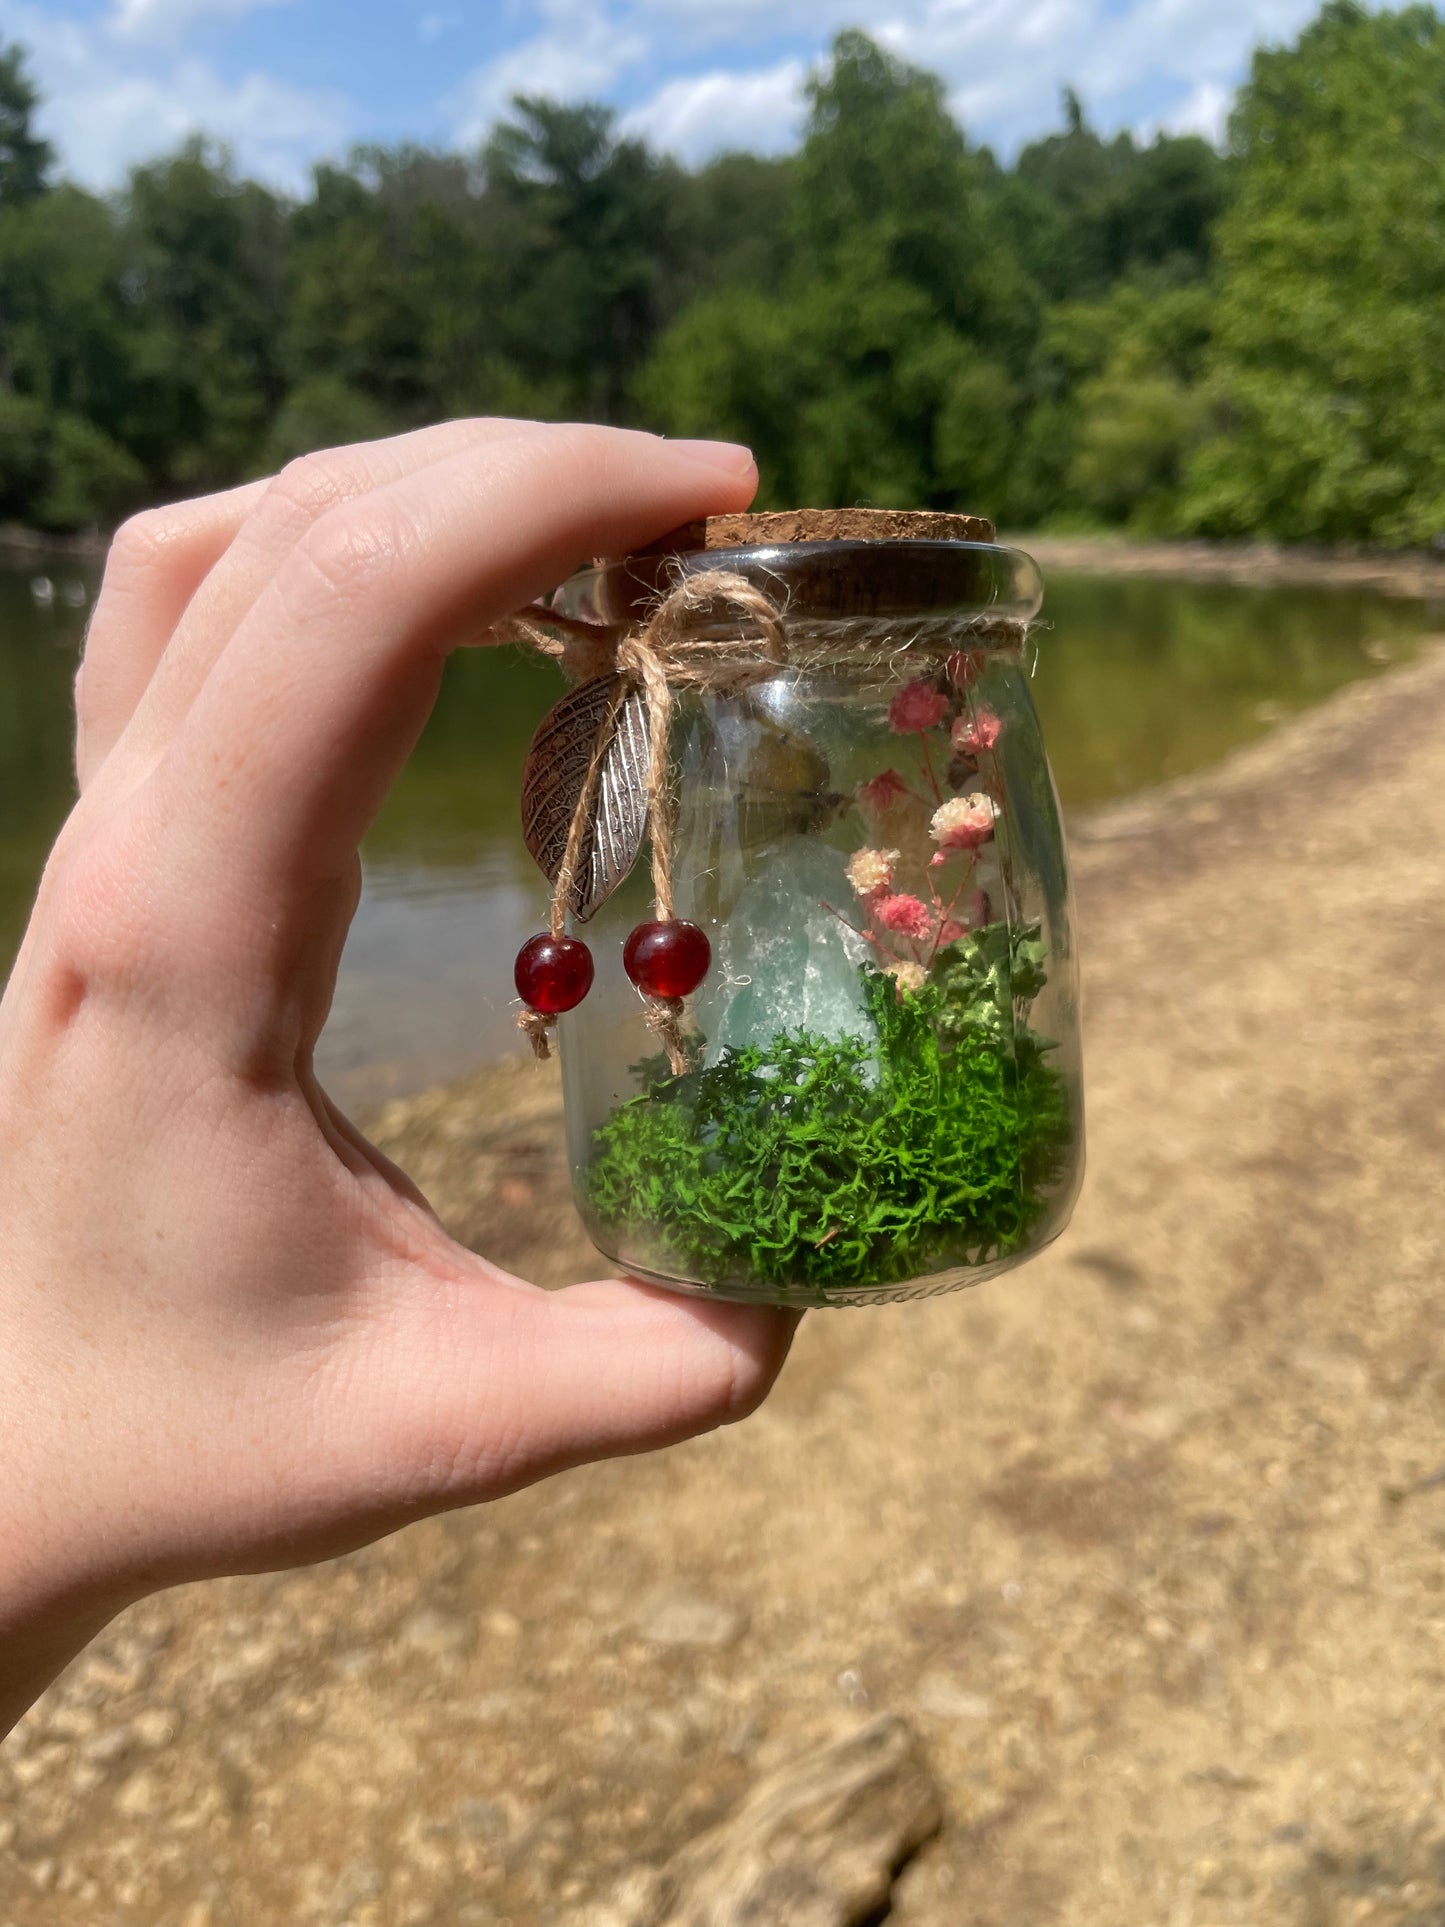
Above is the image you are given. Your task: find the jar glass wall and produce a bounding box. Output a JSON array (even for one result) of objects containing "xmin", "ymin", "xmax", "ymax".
[{"xmin": 547, "ymin": 534, "xmax": 1084, "ymax": 1308}]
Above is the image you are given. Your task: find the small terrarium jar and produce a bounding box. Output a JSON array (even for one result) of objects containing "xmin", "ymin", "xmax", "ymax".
[{"xmin": 516, "ymin": 509, "xmax": 1084, "ymax": 1308}]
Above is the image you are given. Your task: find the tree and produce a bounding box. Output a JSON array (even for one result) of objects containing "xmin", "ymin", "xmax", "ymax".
[
  {"xmin": 671, "ymin": 152, "xmax": 795, "ymax": 305},
  {"xmin": 1184, "ymin": 2, "xmax": 1445, "ymax": 544},
  {"xmin": 639, "ymin": 32, "xmax": 1040, "ymax": 516},
  {"xmin": 0, "ymin": 184, "xmax": 147, "ymax": 526},
  {"xmin": 480, "ymin": 99, "xmax": 681, "ymax": 422},
  {"xmin": 283, "ymin": 151, "xmax": 463, "ymax": 423},
  {"xmin": 793, "ymin": 30, "xmax": 1036, "ymax": 357},
  {"xmin": 0, "ymin": 41, "xmax": 51, "ymax": 207},
  {"xmin": 119, "ymin": 139, "xmax": 288, "ymax": 488},
  {"xmin": 1013, "ymin": 93, "xmax": 1226, "ymax": 300}
]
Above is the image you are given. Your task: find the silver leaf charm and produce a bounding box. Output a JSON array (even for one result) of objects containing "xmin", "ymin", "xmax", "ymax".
[{"xmin": 521, "ymin": 677, "xmax": 651, "ymax": 922}]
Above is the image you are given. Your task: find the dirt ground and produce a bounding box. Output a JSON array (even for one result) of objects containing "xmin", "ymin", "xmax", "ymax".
[{"xmin": 6, "ymin": 634, "xmax": 1445, "ymax": 1927}]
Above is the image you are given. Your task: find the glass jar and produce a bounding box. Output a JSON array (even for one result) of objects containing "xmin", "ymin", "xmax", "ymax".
[{"xmin": 544, "ymin": 511, "xmax": 1083, "ymax": 1308}]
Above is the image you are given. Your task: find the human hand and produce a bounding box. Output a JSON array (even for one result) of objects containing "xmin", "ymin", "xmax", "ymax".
[{"xmin": 0, "ymin": 421, "xmax": 795, "ymax": 1733}]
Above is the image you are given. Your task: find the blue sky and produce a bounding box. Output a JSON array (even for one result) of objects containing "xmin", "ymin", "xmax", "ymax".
[{"xmin": 3, "ymin": 0, "xmax": 1334, "ymax": 192}]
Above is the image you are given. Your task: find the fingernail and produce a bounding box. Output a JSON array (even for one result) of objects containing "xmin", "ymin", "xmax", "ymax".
[{"xmin": 666, "ymin": 438, "xmax": 756, "ymax": 476}]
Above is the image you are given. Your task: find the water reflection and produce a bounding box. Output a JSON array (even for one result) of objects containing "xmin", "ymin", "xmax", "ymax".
[{"xmin": 0, "ymin": 555, "xmax": 1436, "ymax": 1103}]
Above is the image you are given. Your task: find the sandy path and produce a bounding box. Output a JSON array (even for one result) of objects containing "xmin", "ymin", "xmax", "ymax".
[{"xmin": 6, "ymin": 642, "xmax": 1445, "ymax": 1926}]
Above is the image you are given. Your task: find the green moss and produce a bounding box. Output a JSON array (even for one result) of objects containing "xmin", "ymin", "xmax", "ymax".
[{"xmin": 585, "ymin": 923, "xmax": 1073, "ymax": 1293}]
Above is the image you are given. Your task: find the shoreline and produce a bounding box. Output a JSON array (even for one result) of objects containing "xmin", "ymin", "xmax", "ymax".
[
  {"xmin": 1011, "ymin": 531, "xmax": 1445, "ymax": 600},
  {"xmin": 0, "ymin": 523, "xmax": 107, "ymax": 561},
  {"xmin": 9, "ymin": 519, "xmax": 1445, "ymax": 600}
]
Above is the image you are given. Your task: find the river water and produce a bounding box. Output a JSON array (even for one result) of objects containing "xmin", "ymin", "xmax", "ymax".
[{"xmin": 1, "ymin": 554, "xmax": 1435, "ymax": 1106}]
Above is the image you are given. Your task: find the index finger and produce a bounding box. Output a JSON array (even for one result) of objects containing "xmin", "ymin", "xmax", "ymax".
[{"xmin": 154, "ymin": 426, "xmax": 756, "ymax": 919}]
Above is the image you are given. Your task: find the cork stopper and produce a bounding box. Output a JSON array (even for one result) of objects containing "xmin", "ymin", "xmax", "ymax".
[{"xmin": 640, "ymin": 506, "xmax": 995, "ymax": 558}]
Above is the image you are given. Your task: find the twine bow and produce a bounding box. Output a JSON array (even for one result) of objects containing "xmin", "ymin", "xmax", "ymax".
[{"xmin": 503, "ymin": 570, "xmax": 789, "ymax": 1072}]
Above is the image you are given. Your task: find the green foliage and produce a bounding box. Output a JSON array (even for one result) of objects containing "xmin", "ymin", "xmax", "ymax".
[
  {"xmin": 586, "ymin": 944, "xmax": 1071, "ymax": 1295},
  {"xmin": 0, "ymin": 41, "xmax": 51, "ymax": 207},
  {"xmin": 1182, "ymin": 2, "xmax": 1445, "ymax": 543},
  {"xmin": 120, "ymin": 140, "xmax": 288, "ymax": 488},
  {"xmin": 0, "ymin": 390, "xmax": 47, "ymax": 517},
  {"xmin": 34, "ymin": 414, "xmax": 144, "ymax": 530},
  {"xmin": 930, "ymin": 921, "xmax": 1048, "ymax": 1051},
  {"xmin": 0, "ymin": 391, "xmax": 142, "ymax": 528},
  {"xmin": 479, "ymin": 100, "xmax": 681, "ymax": 423},
  {"xmin": 258, "ymin": 376, "xmax": 397, "ymax": 470},
  {"xmin": 1, "ymin": 10, "xmax": 1443, "ymax": 543},
  {"xmin": 1012, "ymin": 91, "xmax": 1227, "ymax": 299}
]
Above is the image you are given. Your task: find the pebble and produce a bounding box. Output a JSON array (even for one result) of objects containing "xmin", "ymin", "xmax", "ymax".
[
  {"xmin": 84, "ymin": 1726, "xmax": 134, "ymax": 1767},
  {"xmin": 916, "ymin": 1674, "xmax": 993, "ymax": 1722},
  {"xmin": 116, "ymin": 1768, "xmax": 161, "ymax": 1816},
  {"xmin": 207, "ymin": 1637, "xmax": 279, "ymax": 1689},
  {"xmin": 133, "ymin": 1707, "xmax": 178, "ymax": 1748},
  {"xmin": 636, "ymin": 1595, "xmax": 747, "ymax": 1649},
  {"xmin": 401, "ymin": 1609, "xmax": 472, "ymax": 1657}
]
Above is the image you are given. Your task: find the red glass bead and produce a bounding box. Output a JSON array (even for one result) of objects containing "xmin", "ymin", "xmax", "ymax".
[
  {"xmin": 623, "ymin": 920, "xmax": 711, "ymax": 999},
  {"xmin": 514, "ymin": 934, "xmax": 594, "ymax": 1014}
]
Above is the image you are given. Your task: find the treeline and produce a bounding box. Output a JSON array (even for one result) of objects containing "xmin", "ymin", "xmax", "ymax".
[{"xmin": 2, "ymin": 3, "xmax": 1444, "ymax": 545}]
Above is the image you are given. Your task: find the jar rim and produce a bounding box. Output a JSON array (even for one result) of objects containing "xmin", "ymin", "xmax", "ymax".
[{"xmin": 553, "ymin": 535, "xmax": 1044, "ymax": 634}]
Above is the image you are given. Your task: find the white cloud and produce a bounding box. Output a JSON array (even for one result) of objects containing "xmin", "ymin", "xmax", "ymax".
[
  {"xmin": 57, "ymin": 62, "xmax": 349, "ymax": 191},
  {"xmin": 0, "ymin": 0, "xmax": 1378, "ymax": 197},
  {"xmin": 620, "ymin": 57, "xmax": 807, "ymax": 164},
  {"xmin": 630, "ymin": 0, "xmax": 845, "ymax": 36},
  {"xmin": 1156, "ymin": 78, "xmax": 1232, "ymax": 144},
  {"xmin": 448, "ymin": 0, "xmax": 650, "ymax": 147},
  {"xmin": 108, "ymin": 0, "xmax": 292, "ymax": 45},
  {"xmin": 0, "ymin": 0, "xmax": 347, "ymax": 190},
  {"xmin": 608, "ymin": 0, "xmax": 1338, "ymax": 163}
]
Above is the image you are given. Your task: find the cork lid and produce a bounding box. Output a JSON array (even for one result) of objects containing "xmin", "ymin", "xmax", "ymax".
[
  {"xmin": 641, "ymin": 507, "xmax": 996, "ymax": 554},
  {"xmin": 566, "ymin": 505, "xmax": 1037, "ymax": 629}
]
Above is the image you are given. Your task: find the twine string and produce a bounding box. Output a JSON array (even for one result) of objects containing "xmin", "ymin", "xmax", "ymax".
[
  {"xmin": 507, "ymin": 571, "xmax": 787, "ymax": 1069},
  {"xmin": 501, "ymin": 570, "xmax": 1024, "ymax": 1070}
]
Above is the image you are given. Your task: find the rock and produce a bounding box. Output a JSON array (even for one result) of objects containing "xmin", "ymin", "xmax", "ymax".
[
  {"xmin": 132, "ymin": 1708, "xmax": 177, "ymax": 1748},
  {"xmin": 690, "ymin": 837, "xmax": 877, "ymax": 1071},
  {"xmin": 401, "ymin": 1609, "xmax": 472, "ymax": 1658},
  {"xmin": 636, "ymin": 1595, "xmax": 747, "ymax": 1650},
  {"xmin": 602, "ymin": 1715, "xmax": 942, "ymax": 1927},
  {"xmin": 116, "ymin": 1769, "xmax": 160, "ymax": 1816},
  {"xmin": 82, "ymin": 1727, "xmax": 134, "ymax": 1768},
  {"xmin": 915, "ymin": 1675, "xmax": 992, "ymax": 1722}
]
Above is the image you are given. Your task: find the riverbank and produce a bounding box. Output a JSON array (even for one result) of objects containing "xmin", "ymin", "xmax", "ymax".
[
  {"xmin": 0, "ymin": 524, "xmax": 107, "ymax": 560},
  {"xmin": 7, "ymin": 637, "xmax": 1445, "ymax": 1925},
  {"xmin": 1016, "ymin": 532, "xmax": 1445, "ymax": 601},
  {"xmin": 10, "ymin": 517, "xmax": 1445, "ymax": 601}
]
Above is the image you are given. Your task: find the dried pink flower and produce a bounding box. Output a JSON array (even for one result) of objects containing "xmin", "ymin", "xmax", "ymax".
[
  {"xmin": 857, "ymin": 768, "xmax": 913, "ymax": 813},
  {"xmin": 930, "ymin": 792, "xmax": 998, "ymax": 852},
  {"xmin": 846, "ymin": 847, "xmax": 899, "ymax": 898},
  {"xmin": 952, "ymin": 709, "xmax": 1003, "ymax": 755},
  {"xmin": 886, "ymin": 960, "xmax": 928, "ymax": 996},
  {"xmin": 875, "ymin": 893, "xmax": 933, "ymax": 941},
  {"xmin": 937, "ymin": 918, "xmax": 966, "ymax": 946},
  {"xmin": 888, "ymin": 677, "xmax": 949, "ymax": 735}
]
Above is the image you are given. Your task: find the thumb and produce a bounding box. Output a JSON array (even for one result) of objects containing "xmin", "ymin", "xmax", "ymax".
[{"xmin": 350, "ymin": 1255, "xmax": 799, "ymax": 1517}]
